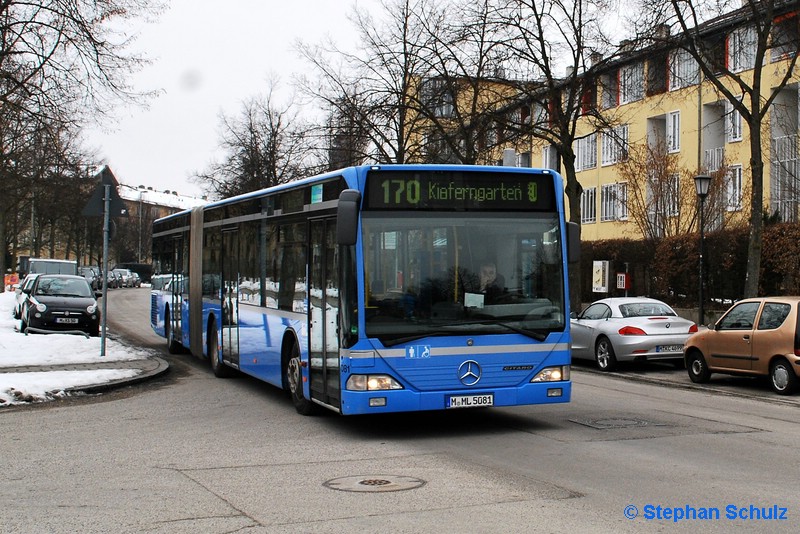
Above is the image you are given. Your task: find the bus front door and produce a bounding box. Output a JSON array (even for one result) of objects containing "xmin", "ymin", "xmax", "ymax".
[
  {"xmin": 309, "ymin": 219, "xmax": 341, "ymax": 408},
  {"xmin": 221, "ymin": 229, "xmax": 240, "ymax": 368}
]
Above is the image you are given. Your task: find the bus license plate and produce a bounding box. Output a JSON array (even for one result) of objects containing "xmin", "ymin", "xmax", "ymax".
[
  {"xmin": 656, "ymin": 345, "xmax": 682, "ymax": 353},
  {"xmin": 56, "ymin": 318, "xmax": 79, "ymax": 324},
  {"xmin": 448, "ymin": 394, "xmax": 494, "ymax": 408}
]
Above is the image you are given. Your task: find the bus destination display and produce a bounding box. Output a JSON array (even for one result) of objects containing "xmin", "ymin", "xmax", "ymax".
[{"xmin": 365, "ymin": 170, "xmax": 556, "ymax": 211}]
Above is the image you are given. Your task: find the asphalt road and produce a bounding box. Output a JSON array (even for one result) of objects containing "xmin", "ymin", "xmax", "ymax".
[{"xmin": 0, "ymin": 288, "xmax": 797, "ymax": 533}]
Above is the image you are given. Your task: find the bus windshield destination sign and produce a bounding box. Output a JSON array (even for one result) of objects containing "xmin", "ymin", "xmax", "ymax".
[{"xmin": 365, "ymin": 170, "xmax": 556, "ymax": 211}]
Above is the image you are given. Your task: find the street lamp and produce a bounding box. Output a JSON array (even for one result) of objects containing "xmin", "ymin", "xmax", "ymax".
[{"xmin": 694, "ymin": 174, "xmax": 711, "ymax": 326}]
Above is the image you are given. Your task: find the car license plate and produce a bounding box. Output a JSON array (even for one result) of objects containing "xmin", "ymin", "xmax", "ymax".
[
  {"xmin": 656, "ymin": 345, "xmax": 682, "ymax": 353},
  {"xmin": 447, "ymin": 394, "xmax": 494, "ymax": 408},
  {"xmin": 55, "ymin": 318, "xmax": 79, "ymax": 324}
]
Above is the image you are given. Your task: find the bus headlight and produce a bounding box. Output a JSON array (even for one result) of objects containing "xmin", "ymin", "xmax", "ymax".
[
  {"xmin": 530, "ymin": 365, "xmax": 570, "ymax": 382},
  {"xmin": 346, "ymin": 374, "xmax": 404, "ymax": 391}
]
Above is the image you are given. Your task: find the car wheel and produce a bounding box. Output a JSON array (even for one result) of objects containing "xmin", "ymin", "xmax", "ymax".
[
  {"xmin": 165, "ymin": 310, "xmax": 182, "ymax": 354},
  {"xmin": 770, "ymin": 358, "xmax": 797, "ymax": 395},
  {"xmin": 686, "ymin": 350, "xmax": 711, "ymax": 383},
  {"xmin": 286, "ymin": 343, "xmax": 315, "ymax": 415},
  {"xmin": 208, "ymin": 322, "xmax": 236, "ymax": 378},
  {"xmin": 594, "ymin": 336, "xmax": 617, "ymax": 372}
]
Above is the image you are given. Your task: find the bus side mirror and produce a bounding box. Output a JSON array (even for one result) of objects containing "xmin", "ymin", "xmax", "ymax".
[
  {"xmin": 337, "ymin": 189, "xmax": 361, "ymax": 246},
  {"xmin": 567, "ymin": 221, "xmax": 580, "ymax": 263}
]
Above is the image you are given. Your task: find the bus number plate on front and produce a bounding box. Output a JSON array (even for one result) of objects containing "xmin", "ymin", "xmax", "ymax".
[{"xmin": 447, "ymin": 394, "xmax": 494, "ymax": 408}]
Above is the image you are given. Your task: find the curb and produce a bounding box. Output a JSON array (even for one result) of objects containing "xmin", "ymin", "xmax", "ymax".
[{"xmin": 65, "ymin": 356, "xmax": 171, "ymax": 395}]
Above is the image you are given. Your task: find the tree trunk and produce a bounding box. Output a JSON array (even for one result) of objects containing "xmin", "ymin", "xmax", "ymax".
[{"xmin": 743, "ymin": 143, "xmax": 764, "ymax": 298}]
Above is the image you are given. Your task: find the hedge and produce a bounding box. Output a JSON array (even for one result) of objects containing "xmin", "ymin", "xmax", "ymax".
[{"xmin": 578, "ymin": 222, "xmax": 800, "ymax": 310}]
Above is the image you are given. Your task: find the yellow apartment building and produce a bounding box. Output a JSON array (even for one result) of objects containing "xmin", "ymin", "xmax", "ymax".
[
  {"xmin": 527, "ymin": 3, "xmax": 800, "ymax": 242},
  {"xmin": 412, "ymin": 2, "xmax": 800, "ymax": 244}
]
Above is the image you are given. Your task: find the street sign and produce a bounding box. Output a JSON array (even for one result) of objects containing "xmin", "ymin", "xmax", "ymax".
[{"xmin": 82, "ymin": 166, "xmax": 128, "ymax": 218}]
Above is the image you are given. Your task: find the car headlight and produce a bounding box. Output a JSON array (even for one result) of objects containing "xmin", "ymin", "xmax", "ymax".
[
  {"xmin": 346, "ymin": 374, "xmax": 404, "ymax": 391},
  {"xmin": 530, "ymin": 365, "xmax": 570, "ymax": 382},
  {"xmin": 35, "ymin": 303, "xmax": 47, "ymax": 313},
  {"xmin": 87, "ymin": 304, "xmax": 97, "ymax": 314}
]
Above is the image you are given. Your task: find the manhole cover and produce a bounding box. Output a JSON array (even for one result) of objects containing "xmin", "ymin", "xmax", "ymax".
[
  {"xmin": 570, "ymin": 417, "xmax": 667, "ymax": 429},
  {"xmin": 324, "ymin": 475, "xmax": 426, "ymax": 493}
]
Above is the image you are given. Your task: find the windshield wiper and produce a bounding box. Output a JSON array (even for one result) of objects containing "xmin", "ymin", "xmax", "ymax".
[{"xmin": 494, "ymin": 322, "xmax": 549, "ymax": 342}]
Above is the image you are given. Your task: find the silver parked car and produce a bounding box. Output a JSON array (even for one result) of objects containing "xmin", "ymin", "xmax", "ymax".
[{"xmin": 570, "ymin": 297, "xmax": 697, "ymax": 371}]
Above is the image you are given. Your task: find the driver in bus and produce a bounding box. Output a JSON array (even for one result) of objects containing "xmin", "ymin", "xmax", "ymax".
[{"xmin": 478, "ymin": 261, "xmax": 505, "ymax": 302}]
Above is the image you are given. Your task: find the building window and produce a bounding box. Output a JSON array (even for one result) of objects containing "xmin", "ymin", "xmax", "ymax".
[
  {"xmin": 421, "ymin": 78, "xmax": 454, "ymax": 118},
  {"xmin": 542, "ymin": 145, "xmax": 558, "ymax": 170},
  {"xmin": 666, "ymin": 173, "xmax": 680, "ymax": 217},
  {"xmin": 601, "ymin": 125, "xmax": 629, "ymax": 166},
  {"xmin": 601, "ymin": 183, "xmax": 628, "ymax": 222},
  {"xmin": 646, "ymin": 52, "xmax": 668, "ymax": 96},
  {"xmin": 619, "ymin": 63, "xmax": 644, "ymax": 104},
  {"xmin": 726, "ymin": 99, "xmax": 743, "ymax": 142},
  {"xmin": 667, "ymin": 111, "xmax": 681, "ymax": 153},
  {"xmin": 728, "ymin": 25, "xmax": 757, "ymax": 72},
  {"xmin": 574, "ymin": 133, "xmax": 597, "ymax": 171},
  {"xmin": 600, "ymin": 72, "xmax": 618, "ymax": 109},
  {"xmin": 581, "ymin": 79, "xmax": 597, "ymax": 114},
  {"xmin": 581, "ymin": 187, "xmax": 597, "ymax": 224},
  {"xmin": 772, "ymin": 12, "xmax": 799, "ymax": 62},
  {"xmin": 517, "ymin": 152, "xmax": 531, "ymax": 168},
  {"xmin": 726, "ymin": 165, "xmax": 743, "ymax": 211},
  {"xmin": 669, "ymin": 48, "xmax": 699, "ymax": 90}
]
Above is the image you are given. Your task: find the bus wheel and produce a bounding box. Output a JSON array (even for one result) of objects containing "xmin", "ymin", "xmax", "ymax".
[
  {"xmin": 165, "ymin": 310, "xmax": 181, "ymax": 354},
  {"xmin": 286, "ymin": 343, "xmax": 315, "ymax": 415},
  {"xmin": 208, "ymin": 323, "xmax": 235, "ymax": 378}
]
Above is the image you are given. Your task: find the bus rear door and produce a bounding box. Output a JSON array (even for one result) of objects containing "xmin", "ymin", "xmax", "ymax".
[{"xmin": 221, "ymin": 228, "xmax": 240, "ymax": 368}]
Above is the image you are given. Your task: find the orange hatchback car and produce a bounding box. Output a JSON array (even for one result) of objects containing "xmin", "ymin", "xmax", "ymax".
[{"xmin": 683, "ymin": 297, "xmax": 800, "ymax": 395}]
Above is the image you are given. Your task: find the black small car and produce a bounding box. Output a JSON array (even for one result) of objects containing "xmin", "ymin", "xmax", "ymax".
[{"xmin": 20, "ymin": 274, "xmax": 101, "ymax": 336}]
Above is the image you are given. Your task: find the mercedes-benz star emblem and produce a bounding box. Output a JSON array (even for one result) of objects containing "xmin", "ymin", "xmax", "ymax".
[{"xmin": 458, "ymin": 360, "xmax": 482, "ymax": 386}]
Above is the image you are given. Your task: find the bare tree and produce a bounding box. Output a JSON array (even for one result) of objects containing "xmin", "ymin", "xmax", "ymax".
[
  {"xmin": 618, "ymin": 141, "xmax": 746, "ymax": 240},
  {"xmin": 297, "ymin": 0, "xmax": 436, "ymax": 164},
  {"xmin": 0, "ymin": 0, "xmax": 162, "ymax": 123},
  {"xmin": 0, "ymin": 0, "xmax": 163, "ymax": 291},
  {"xmin": 636, "ymin": 0, "xmax": 800, "ymax": 296},
  {"xmin": 194, "ymin": 88, "xmax": 315, "ymax": 199},
  {"xmin": 325, "ymin": 94, "xmax": 371, "ymax": 170},
  {"xmin": 495, "ymin": 0, "xmax": 622, "ymax": 306}
]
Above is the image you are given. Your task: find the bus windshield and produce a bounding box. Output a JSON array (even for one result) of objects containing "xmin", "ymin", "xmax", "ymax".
[{"xmin": 362, "ymin": 212, "xmax": 565, "ymax": 345}]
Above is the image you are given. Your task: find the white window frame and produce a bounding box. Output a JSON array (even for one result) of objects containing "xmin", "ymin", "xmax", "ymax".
[
  {"xmin": 601, "ymin": 125, "xmax": 629, "ymax": 166},
  {"xmin": 725, "ymin": 99, "xmax": 743, "ymax": 142},
  {"xmin": 600, "ymin": 183, "xmax": 628, "ymax": 222},
  {"xmin": 667, "ymin": 111, "xmax": 681, "ymax": 153},
  {"xmin": 574, "ymin": 133, "xmax": 597, "ymax": 172},
  {"xmin": 666, "ymin": 173, "xmax": 680, "ymax": 217},
  {"xmin": 669, "ymin": 48, "xmax": 699, "ymax": 90},
  {"xmin": 542, "ymin": 145, "xmax": 557, "ymax": 170},
  {"xmin": 619, "ymin": 63, "xmax": 644, "ymax": 104},
  {"xmin": 617, "ymin": 182, "xmax": 628, "ymax": 220},
  {"xmin": 726, "ymin": 165, "xmax": 743, "ymax": 211},
  {"xmin": 581, "ymin": 187, "xmax": 597, "ymax": 224},
  {"xmin": 728, "ymin": 25, "xmax": 757, "ymax": 73}
]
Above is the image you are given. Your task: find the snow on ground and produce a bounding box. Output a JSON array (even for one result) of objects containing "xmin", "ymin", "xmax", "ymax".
[{"xmin": 0, "ymin": 290, "xmax": 148, "ymax": 406}]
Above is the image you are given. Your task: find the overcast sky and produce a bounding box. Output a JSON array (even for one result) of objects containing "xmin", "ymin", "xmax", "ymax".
[{"xmin": 84, "ymin": 0, "xmax": 376, "ymax": 198}]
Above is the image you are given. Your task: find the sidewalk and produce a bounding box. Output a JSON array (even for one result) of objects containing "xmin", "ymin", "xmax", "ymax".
[{"xmin": 0, "ymin": 355, "xmax": 170, "ymax": 395}]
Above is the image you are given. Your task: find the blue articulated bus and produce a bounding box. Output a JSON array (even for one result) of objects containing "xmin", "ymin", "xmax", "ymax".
[{"xmin": 150, "ymin": 164, "xmax": 579, "ymax": 415}]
